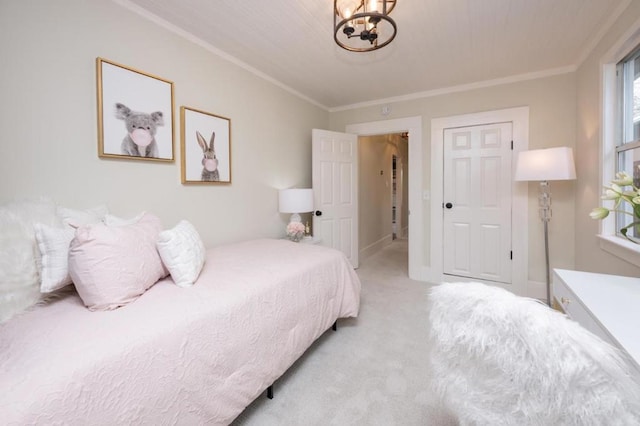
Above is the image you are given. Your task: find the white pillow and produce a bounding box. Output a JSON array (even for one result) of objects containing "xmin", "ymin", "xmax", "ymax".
[
  {"xmin": 57, "ymin": 205, "xmax": 108, "ymax": 228},
  {"xmin": 156, "ymin": 220, "xmax": 206, "ymax": 288},
  {"xmin": 34, "ymin": 223, "xmax": 75, "ymax": 293},
  {"xmin": 103, "ymin": 211, "xmax": 145, "ymax": 227}
]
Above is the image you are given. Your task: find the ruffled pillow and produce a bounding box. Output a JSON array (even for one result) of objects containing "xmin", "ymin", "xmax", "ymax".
[
  {"xmin": 34, "ymin": 223, "xmax": 75, "ymax": 293},
  {"xmin": 33, "ymin": 205, "xmax": 109, "ymax": 293},
  {"xmin": 69, "ymin": 212, "xmax": 168, "ymax": 311},
  {"xmin": 157, "ymin": 220, "xmax": 206, "ymax": 288}
]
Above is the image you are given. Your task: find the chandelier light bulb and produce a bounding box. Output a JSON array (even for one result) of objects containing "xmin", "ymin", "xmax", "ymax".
[{"xmin": 338, "ymin": 0, "xmax": 360, "ymax": 19}]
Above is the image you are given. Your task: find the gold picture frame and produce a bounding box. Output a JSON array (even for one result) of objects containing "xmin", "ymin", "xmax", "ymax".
[
  {"xmin": 96, "ymin": 57, "xmax": 175, "ymax": 162},
  {"xmin": 180, "ymin": 106, "xmax": 232, "ymax": 184}
]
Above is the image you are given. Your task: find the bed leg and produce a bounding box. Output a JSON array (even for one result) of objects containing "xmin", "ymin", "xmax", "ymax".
[
  {"xmin": 332, "ymin": 320, "xmax": 337, "ymax": 331},
  {"xmin": 267, "ymin": 385, "xmax": 274, "ymax": 399}
]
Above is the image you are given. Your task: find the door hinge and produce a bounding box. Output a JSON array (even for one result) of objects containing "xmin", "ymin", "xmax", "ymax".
[
  {"xmin": 510, "ymin": 251, "xmax": 513, "ymax": 260},
  {"xmin": 511, "ymin": 140, "xmax": 513, "ymax": 150}
]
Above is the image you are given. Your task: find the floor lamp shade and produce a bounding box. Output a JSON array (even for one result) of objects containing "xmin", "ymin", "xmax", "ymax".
[
  {"xmin": 279, "ymin": 188, "xmax": 314, "ymax": 223},
  {"xmin": 514, "ymin": 147, "xmax": 576, "ymax": 182}
]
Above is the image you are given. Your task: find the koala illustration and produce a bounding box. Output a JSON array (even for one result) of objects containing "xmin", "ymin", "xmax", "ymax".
[{"xmin": 114, "ymin": 103, "xmax": 164, "ymax": 158}]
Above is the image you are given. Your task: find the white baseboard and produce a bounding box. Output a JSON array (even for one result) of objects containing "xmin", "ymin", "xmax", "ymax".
[{"xmin": 359, "ymin": 234, "xmax": 393, "ymax": 263}]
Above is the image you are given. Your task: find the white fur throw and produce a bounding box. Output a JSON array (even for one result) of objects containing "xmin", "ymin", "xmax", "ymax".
[
  {"xmin": 427, "ymin": 282, "xmax": 640, "ymax": 426},
  {"xmin": 0, "ymin": 198, "xmax": 60, "ymax": 323}
]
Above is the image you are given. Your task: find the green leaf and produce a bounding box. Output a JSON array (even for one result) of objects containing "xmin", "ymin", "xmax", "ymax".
[{"xmin": 619, "ymin": 219, "xmax": 640, "ymax": 244}]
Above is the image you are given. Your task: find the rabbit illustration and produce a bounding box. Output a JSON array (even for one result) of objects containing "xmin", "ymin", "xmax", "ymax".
[
  {"xmin": 197, "ymin": 131, "xmax": 220, "ymax": 181},
  {"xmin": 115, "ymin": 103, "xmax": 163, "ymax": 158}
]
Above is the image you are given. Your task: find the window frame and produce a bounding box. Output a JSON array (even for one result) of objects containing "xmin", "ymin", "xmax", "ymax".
[
  {"xmin": 613, "ymin": 48, "xmax": 640, "ymax": 238},
  {"xmin": 599, "ymin": 21, "xmax": 640, "ymax": 267}
]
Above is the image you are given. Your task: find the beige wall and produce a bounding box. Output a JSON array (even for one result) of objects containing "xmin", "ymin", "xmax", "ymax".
[
  {"xmin": 574, "ymin": 1, "xmax": 640, "ymax": 276},
  {"xmin": 0, "ymin": 1, "xmax": 328, "ymax": 246},
  {"xmin": 331, "ymin": 74, "xmax": 577, "ymax": 285}
]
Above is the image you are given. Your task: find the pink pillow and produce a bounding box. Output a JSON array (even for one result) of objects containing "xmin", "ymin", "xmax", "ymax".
[{"xmin": 68, "ymin": 213, "xmax": 168, "ymax": 311}]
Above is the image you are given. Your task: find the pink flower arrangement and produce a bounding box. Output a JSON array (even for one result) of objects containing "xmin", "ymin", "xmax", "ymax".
[{"xmin": 286, "ymin": 221, "xmax": 306, "ymax": 242}]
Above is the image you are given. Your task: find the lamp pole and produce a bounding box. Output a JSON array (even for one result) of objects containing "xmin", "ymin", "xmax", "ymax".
[{"xmin": 539, "ymin": 181, "xmax": 552, "ymax": 306}]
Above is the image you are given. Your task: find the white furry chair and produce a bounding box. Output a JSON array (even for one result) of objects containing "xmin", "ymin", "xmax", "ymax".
[{"xmin": 427, "ymin": 282, "xmax": 640, "ymax": 426}]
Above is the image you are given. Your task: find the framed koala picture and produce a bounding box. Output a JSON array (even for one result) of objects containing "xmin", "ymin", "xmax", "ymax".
[
  {"xmin": 96, "ymin": 57, "xmax": 175, "ymax": 162},
  {"xmin": 180, "ymin": 106, "xmax": 232, "ymax": 184}
]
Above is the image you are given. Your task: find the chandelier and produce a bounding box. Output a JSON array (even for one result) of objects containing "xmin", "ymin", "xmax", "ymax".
[{"xmin": 334, "ymin": 0, "xmax": 397, "ymax": 52}]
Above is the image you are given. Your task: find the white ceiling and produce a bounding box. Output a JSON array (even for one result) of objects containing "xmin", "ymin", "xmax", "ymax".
[{"xmin": 121, "ymin": 0, "xmax": 627, "ymax": 110}]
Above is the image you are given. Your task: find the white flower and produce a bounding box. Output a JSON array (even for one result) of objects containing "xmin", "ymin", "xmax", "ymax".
[
  {"xmin": 589, "ymin": 207, "xmax": 609, "ymax": 220},
  {"xmin": 602, "ymin": 184, "xmax": 622, "ymax": 199},
  {"xmin": 286, "ymin": 221, "xmax": 305, "ymax": 234},
  {"xmin": 611, "ymin": 171, "xmax": 633, "ymax": 186},
  {"xmin": 591, "ymin": 170, "xmax": 640, "ymax": 243}
]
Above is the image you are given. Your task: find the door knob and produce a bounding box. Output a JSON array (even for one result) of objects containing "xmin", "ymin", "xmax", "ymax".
[
  {"xmin": 445, "ymin": 203, "xmax": 453, "ymax": 209},
  {"xmin": 315, "ymin": 210, "xmax": 322, "ymax": 216}
]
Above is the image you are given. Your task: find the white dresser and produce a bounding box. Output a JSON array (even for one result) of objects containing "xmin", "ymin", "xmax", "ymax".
[{"xmin": 552, "ymin": 269, "xmax": 640, "ymax": 378}]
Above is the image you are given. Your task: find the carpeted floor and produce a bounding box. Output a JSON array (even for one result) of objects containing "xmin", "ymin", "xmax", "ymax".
[{"xmin": 232, "ymin": 239, "xmax": 457, "ymax": 425}]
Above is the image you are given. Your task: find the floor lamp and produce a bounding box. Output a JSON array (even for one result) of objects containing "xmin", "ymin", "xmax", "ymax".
[{"xmin": 514, "ymin": 147, "xmax": 576, "ymax": 306}]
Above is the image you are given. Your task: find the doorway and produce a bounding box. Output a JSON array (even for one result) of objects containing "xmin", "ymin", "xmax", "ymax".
[
  {"xmin": 346, "ymin": 116, "xmax": 423, "ymax": 281},
  {"xmin": 357, "ymin": 133, "xmax": 408, "ymax": 263}
]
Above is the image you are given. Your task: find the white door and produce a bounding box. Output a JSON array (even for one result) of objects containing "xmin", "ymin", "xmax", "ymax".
[
  {"xmin": 443, "ymin": 122, "xmax": 512, "ymax": 284},
  {"xmin": 312, "ymin": 129, "xmax": 358, "ymax": 268}
]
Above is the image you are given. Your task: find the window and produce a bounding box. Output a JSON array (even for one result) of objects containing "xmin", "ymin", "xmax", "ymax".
[
  {"xmin": 616, "ymin": 47, "xmax": 640, "ymax": 240},
  {"xmin": 598, "ymin": 26, "xmax": 640, "ymax": 267}
]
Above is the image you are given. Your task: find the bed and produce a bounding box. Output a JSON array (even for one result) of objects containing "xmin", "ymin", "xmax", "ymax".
[{"xmin": 0, "ymin": 238, "xmax": 361, "ymax": 425}]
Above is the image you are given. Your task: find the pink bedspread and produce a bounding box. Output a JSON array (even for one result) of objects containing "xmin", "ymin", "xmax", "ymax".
[{"xmin": 0, "ymin": 239, "xmax": 361, "ymax": 425}]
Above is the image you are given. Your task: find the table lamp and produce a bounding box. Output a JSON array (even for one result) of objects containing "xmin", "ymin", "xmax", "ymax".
[{"xmin": 278, "ymin": 188, "xmax": 314, "ymax": 224}]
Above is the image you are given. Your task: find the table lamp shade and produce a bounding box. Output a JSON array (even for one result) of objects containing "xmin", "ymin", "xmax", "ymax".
[
  {"xmin": 279, "ymin": 188, "xmax": 314, "ymax": 216},
  {"xmin": 514, "ymin": 147, "xmax": 576, "ymax": 182}
]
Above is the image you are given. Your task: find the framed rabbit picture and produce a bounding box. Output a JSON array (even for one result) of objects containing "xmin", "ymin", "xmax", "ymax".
[
  {"xmin": 180, "ymin": 106, "xmax": 232, "ymax": 184},
  {"xmin": 96, "ymin": 57, "xmax": 175, "ymax": 162}
]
